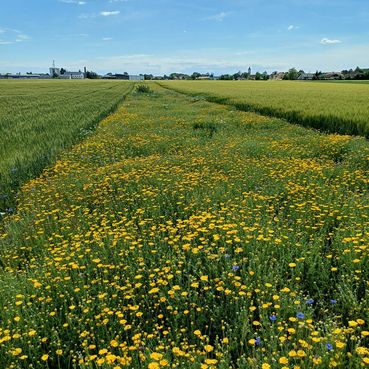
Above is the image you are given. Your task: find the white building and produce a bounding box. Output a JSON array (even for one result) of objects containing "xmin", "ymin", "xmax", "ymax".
[
  {"xmin": 60, "ymin": 71, "xmax": 85, "ymax": 80},
  {"xmin": 49, "ymin": 67, "xmax": 61, "ymax": 77},
  {"xmin": 129, "ymin": 75, "xmax": 144, "ymax": 81}
]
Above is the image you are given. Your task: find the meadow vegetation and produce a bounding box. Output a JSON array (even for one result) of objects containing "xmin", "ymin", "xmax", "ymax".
[
  {"xmin": 0, "ymin": 80, "xmax": 133, "ymax": 213},
  {"xmin": 159, "ymin": 80, "xmax": 369, "ymax": 137},
  {"xmin": 0, "ymin": 84, "xmax": 368, "ymax": 368}
]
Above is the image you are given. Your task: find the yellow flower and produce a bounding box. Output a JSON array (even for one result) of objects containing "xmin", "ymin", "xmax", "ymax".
[
  {"xmin": 56, "ymin": 349, "xmax": 63, "ymax": 355},
  {"xmin": 279, "ymin": 357, "xmax": 289, "ymax": 364},
  {"xmin": 204, "ymin": 345, "xmax": 213, "ymax": 352},
  {"xmin": 148, "ymin": 362, "xmax": 160, "ymax": 369},
  {"xmin": 150, "ymin": 353, "xmax": 163, "ymax": 361},
  {"xmin": 336, "ymin": 341, "xmax": 345, "ymax": 349},
  {"xmin": 11, "ymin": 348, "xmax": 22, "ymax": 356},
  {"xmin": 41, "ymin": 354, "xmax": 49, "ymax": 361},
  {"xmin": 106, "ymin": 354, "xmax": 117, "ymax": 364},
  {"xmin": 262, "ymin": 364, "xmax": 271, "ymax": 369},
  {"xmin": 205, "ymin": 359, "xmax": 218, "ymax": 365}
]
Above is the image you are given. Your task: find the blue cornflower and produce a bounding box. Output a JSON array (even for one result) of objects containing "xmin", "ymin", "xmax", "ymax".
[
  {"xmin": 326, "ymin": 344, "xmax": 333, "ymax": 351},
  {"xmin": 232, "ymin": 265, "xmax": 240, "ymax": 271},
  {"xmin": 269, "ymin": 315, "xmax": 277, "ymax": 322},
  {"xmin": 306, "ymin": 298, "xmax": 314, "ymax": 305},
  {"xmin": 296, "ymin": 312, "xmax": 305, "ymax": 319},
  {"xmin": 255, "ymin": 337, "xmax": 261, "ymax": 345},
  {"xmin": 330, "ymin": 299, "xmax": 337, "ymax": 304}
]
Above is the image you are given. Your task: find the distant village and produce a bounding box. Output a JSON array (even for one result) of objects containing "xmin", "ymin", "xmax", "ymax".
[
  {"xmin": 1, "ymin": 63, "xmax": 368, "ymax": 81},
  {"xmin": 0, "ymin": 62, "xmax": 144, "ymax": 81},
  {"xmin": 156, "ymin": 66, "xmax": 369, "ymax": 81}
]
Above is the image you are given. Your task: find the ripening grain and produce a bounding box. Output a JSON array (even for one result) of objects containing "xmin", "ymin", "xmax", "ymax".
[
  {"xmin": 160, "ymin": 80, "xmax": 369, "ymax": 137},
  {"xmin": 0, "ymin": 80, "xmax": 133, "ymax": 212}
]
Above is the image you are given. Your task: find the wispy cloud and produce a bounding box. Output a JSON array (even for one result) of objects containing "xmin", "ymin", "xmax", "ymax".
[
  {"xmin": 16, "ymin": 34, "xmax": 30, "ymax": 42},
  {"xmin": 102, "ymin": 37, "xmax": 113, "ymax": 41},
  {"xmin": 94, "ymin": 53, "xmax": 287, "ymax": 74},
  {"xmin": 100, "ymin": 11, "xmax": 120, "ymax": 16},
  {"xmin": 0, "ymin": 28, "xmax": 30, "ymax": 45},
  {"xmin": 205, "ymin": 12, "xmax": 232, "ymax": 22},
  {"xmin": 79, "ymin": 10, "xmax": 139, "ymax": 20},
  {"xmin": 79, "ymin": 13, "xmax": 96, "ymax": 19},
  {"xmin": 59, "ymin": 0, "xmax": 86, "ymax": 4},
  {"xmin": 320, "ymin": 38, "xmax": 342, "ymax": 45},
  {"xmin": 288, "ymin": 25, "xmax": 299, "ymax": 31}
]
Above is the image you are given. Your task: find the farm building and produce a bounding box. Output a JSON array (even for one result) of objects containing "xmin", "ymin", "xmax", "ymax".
[
  {"xmin": 298, "ymin": 73, "xmax": 315, "ymax": 80},
  {"xmin": 60, "ymin": 71, "xmax": 85, "ymax": 80},
  {"xmin": 129, "ymin": 75, "xmax": 144, "ymax": 81},
  {"xmin": 102, "ymin": 73, "xmax": 144, "ymax": 80},
  {"xmin": 0, "ymin": 73, "xmax": 50, "ymax": 79},
  {"xmin": 322, "ymin": 72, "xmax": 343, "ymax": 80},
  {"xmin": 269, "ymin": 72, "xmax": 286, "ymax": 80}
]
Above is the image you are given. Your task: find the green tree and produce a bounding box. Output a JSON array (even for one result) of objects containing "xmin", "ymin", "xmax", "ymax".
[
  {"xmin": 287, "ymin": 68, "xmax": 298, "ymax": 80},
  {"xmin": 191, "ymin": 72, "xmax": 201, "ymax": 80},
  {"xmin": 86, "ymin": 71, "xmax": 98, "ymax": 79},
  {"xmin": 262, "ymin": 71, "xmax": 269, "ymax": 80}
]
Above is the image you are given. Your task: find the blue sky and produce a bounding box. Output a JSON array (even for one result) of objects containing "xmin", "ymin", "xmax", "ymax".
[{"xmin": 0, "ymin": 0, "xmax": 368, "ymax": 75}]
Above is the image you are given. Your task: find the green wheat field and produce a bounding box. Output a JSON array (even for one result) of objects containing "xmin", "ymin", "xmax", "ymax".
[{"xmin": 0, "ymin": 81, "xmax": 368, "ymax": 369}]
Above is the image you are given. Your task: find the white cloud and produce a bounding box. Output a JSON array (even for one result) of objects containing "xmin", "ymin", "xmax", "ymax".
[
  {"xmin": 102, "ymin": 37, "xmax": 113, "ymax": 41},
  {"xmin": 59, "ymin": 0, "xmax": 86, "ymax": 4},
  {"xmin": 320, "ymin": 38, "xmax": 342, "ymax": 45},
  {"xmin": 0, "ymin": 28, "xmax": 30, "ymax": 45},
  {"xmin": 100, "ymin": 11, "xmax": 120, "ymax": 16},
  {"xmin": 16, "ymin": 34, "xmax": 30, "ymax": 42},
  {"xmin": 288, "ymin": 25, "xmax": 299, "ymax": 31},
  {"xmin": 205, "ymin": 12, "xmax": 231, "ymax": 22}
]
